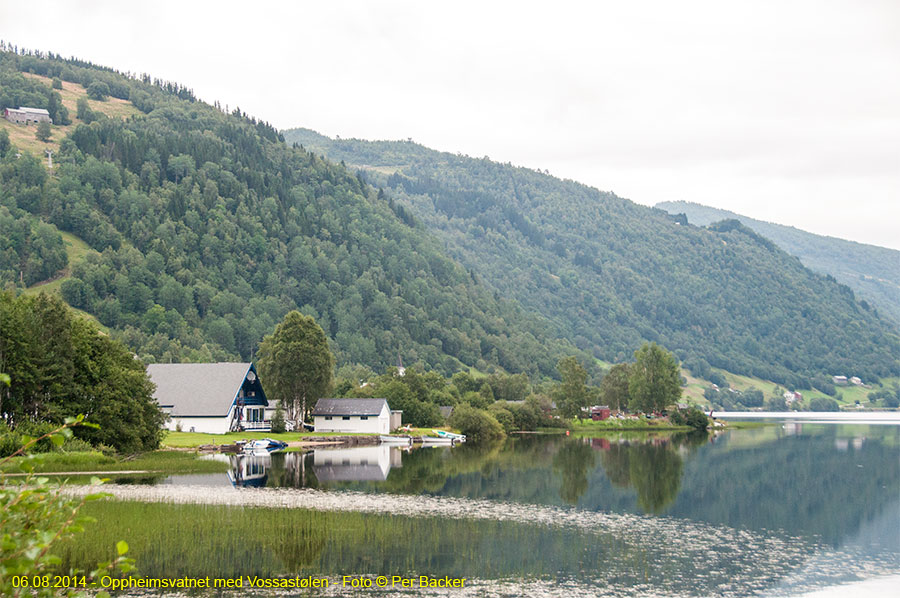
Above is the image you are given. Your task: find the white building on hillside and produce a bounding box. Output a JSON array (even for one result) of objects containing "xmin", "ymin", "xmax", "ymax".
[{"xmin": 4, "ymin": 107, "xmax": 52, "ymax": 124}]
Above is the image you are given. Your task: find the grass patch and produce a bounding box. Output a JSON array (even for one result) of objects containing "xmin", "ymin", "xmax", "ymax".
[
  {"xmin": 0, "ymin": 450, "xmax": 228, "ymax": 475},
  {"xmin": 162, "ymin": 431, "xmax": 379, "ymax": 448},
  {"xmin": 570, "ymin": 417, "xmax": 691, "ymax": 431},
  {"xmin": 0, "ymin": 119, "xmax": 64, "ymax": 155},
  {"xmin": 22, "ymin": 72, "xmax": 142, "ymax": 121}
]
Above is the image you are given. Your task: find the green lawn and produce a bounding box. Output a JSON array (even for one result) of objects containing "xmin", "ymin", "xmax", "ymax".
[
  {"xmin": 161, "ymin": 430, "xmax": 379, "ymax": 448},
  {"xmin": 570, "ymin": 417, "xmax": 691, "ymax": 431}
]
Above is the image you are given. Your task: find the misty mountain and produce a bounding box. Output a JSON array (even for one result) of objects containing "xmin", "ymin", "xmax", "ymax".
[
  {"xmin": 656, "ymin": 201, "xmax": 900, "ymax": 327},
  {"xmin": 284, "ymin": 129, "xmax": 899, "ymax": 388}
]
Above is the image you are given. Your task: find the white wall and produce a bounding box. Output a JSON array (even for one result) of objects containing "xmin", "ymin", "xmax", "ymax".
[
  {"xmin": 166, "ymin": 405, "xmax": 235, "ymax": 434},
  {"xmin": 314, "ymin": 403, "xmax": 389, "ymax": 434}
]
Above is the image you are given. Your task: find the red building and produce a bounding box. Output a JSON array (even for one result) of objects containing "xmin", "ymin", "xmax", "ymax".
[{"xmin": 591, "ymin": 406, "xmax": 611, "ymax": 421}]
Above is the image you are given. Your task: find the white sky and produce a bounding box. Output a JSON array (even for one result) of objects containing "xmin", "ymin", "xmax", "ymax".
[{"xmin": 3, "ymin": 0, "xmax": 898, "ymax": 249}]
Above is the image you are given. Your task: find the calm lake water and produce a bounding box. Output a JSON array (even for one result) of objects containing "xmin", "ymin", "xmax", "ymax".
[{"xmin": 62, "ymin": 421, "xmax": 899, "ymax": 597}]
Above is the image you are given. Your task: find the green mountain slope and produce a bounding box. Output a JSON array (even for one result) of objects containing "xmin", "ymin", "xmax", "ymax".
[
  {"xmin": 0, "ymin": 49, "xmax": 583, "ymax": 377},
  {"xmin": 656, "ymin": 200, "xmax": 900, "ymax": 327},
  {"xmin": 283, "ymin": 130, "xmax": 899, "ymax": 389}
]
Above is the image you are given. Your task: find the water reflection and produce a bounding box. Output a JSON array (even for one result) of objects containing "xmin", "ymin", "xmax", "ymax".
[
  {"xmin": 159, "ymin": 425, "xmax": 899, "ymax": 544},
  {"xmin": 313, "ymin": 445, "xmax": 399, "ymax": 482}
]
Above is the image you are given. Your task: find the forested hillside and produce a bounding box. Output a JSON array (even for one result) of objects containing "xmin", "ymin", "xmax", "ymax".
[
  {"xmin": 656, "ymin": 200, "xmax": 900, "ymax": 327},
  {"xmin": 0, "ymin": 48, "xmax": 584, "ymax": 377},
  {"xmin": 284, "ymin": 130, "xmax": 899, "ymax": 389}
]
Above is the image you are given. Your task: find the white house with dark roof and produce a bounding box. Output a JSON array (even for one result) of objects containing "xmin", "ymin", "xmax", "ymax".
[
  {"xmin": 147, "ymin": 362, "xmax": 269, "ymax": 434},
  {"xmin": 311, "ymin": 398, "xmax": 392, "ymax": 434}
]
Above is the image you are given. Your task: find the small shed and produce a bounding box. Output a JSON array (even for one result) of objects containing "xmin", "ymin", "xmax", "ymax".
[
  {"xmin": 312, "ymin": 398, "xmax": 392, "ymax": 435},
  {"xmin": 591, "ymin": 406, "xmax": 611, "ymax": 421}
]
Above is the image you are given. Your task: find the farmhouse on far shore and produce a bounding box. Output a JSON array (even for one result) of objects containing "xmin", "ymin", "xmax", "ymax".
[
  {"xmin": 311, "ymin": 398, "xmax": 401, "ymax": 435},
  {"xmin": 147, "ymin": 362, "xmax": 269, "ymax": 434},
  {"xmin": 4, "ymin": 106, "xmax": 52, "ymax": 124}
]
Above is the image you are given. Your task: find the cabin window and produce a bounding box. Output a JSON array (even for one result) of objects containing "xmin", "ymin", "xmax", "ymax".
[
  {"xmin": 360, "ymin": 416, "xmax": 368, "ymax": 420},
  {"xmin": 342, "ymin": 416, "xmax": 350, "ymax": 420},
  {"xmin": 324, "ymin": 416, "xmax": 332, "ymax": 420}
]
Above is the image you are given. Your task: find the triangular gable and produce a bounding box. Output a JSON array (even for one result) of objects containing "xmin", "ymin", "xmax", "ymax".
[{"xmin": 147, "ymin": 362, "xmax": 266, "ymax": 417}]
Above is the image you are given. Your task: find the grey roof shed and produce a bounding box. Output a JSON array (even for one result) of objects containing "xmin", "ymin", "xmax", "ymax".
[{"xmin": 311, "ymin": 398, "xmax": 389, "ymax": 416}]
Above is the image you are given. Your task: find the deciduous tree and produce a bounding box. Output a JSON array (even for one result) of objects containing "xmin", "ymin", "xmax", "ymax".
[
  {"xmin": 628, "ymin": 343, "xmax": 681, "ymax": 413},
  {"xmin": 257, "ymin": 311, "xmax": 334, "ymax": 426}
]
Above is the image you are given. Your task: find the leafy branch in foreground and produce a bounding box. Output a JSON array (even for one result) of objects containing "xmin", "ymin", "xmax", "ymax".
[{"xmin": 0, "ymin": 410, "xmax": 135, "ymax": 598}]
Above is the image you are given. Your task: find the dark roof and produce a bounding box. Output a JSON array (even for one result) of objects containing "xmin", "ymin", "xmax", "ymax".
[
  {"xmin": 311, "ymin": 398, "xmax": 389, "ymax": 416},
  {"xmin": 147, "ymin": 362, "xmax": 261, "ymax": 416}
]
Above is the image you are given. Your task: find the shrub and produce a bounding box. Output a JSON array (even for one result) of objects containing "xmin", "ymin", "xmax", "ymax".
[
  {"xmin": 669, "ymin": 407, "xmax": 709, "ymax": 431},
  {"xmin": 86, "ymin": 80, "xmax": 110, "ymax": 100},
  {"xmin": 61, "ymin": 437, "xmax": 95, "ymax": 452},
  {"xmin": 487, "ymin": 404, "xmax": 515, "ymax": 433},
  {"xmin": 270, "ymin": 403, "xmax": 286, "ymax": 434},
  {"xmin": 448, "ymin": 404, "xmax": 505, "ymax": 442},
  {"xmin": 809, "ymin": 397, "xmax": 840, "ymax": 412},
  {"xmin": 0, "ymin": 415, "xmax": 136, "ymax": 596}
]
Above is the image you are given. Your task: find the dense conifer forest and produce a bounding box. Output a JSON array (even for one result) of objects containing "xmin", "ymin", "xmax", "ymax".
[
  {"xmin": 0, "ymin": 47, "xmax": 583, "ymax": 378},
  {"xmin": 283, "ymin": 130, "xmax": 899, "ymax": 389},
  {"xmin": 656, "ymin": 200, "xmax": 900, "ymax": 327},
  {"xmin": 1, "ymin": 46, "xmax": 897, "ymax": 391}
]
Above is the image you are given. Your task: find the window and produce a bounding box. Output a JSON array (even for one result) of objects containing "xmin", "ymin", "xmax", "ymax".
[
  {"xmin": 342, "ymin": 416, "xmax": 351, "ymax": 420},
  {"xmin": 324, "ymin": 416, "xmax": 332, "ymax": 420},
  {"xmin": 360, "ymin": 416, "xmax": 368, "ymax": 420}
]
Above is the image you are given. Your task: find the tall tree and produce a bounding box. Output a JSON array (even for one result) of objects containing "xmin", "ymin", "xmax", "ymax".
[
  {"xmin": 552, "ymin": 356, "xmax": 594, "ymax": 421},
  {"xmin": 0, "ymin": 292, "xmax": 163, "ymax": 452},
  {"xmin": 628, "ymin": 342, "xmax": 681, "ymax": 413},
  {"xmin": 257, "ymin": 311, "xmax": 334, "ymax": 426},
  {"xmin": 599, "ymin": 362, "xmax": 631, "ymax": 411}
]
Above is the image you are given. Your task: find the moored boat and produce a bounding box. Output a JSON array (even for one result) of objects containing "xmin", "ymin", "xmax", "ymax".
[
  {"xmin": 380, "ymin": 435, "xmax": 413, "ymax": 445},
  {"xmin": 433, "ymin": 429, "xmax": 466, "ymax": 442},
  {"xmin": 242, "ymin": 438, "xmax": 288, "ymax": 453}
]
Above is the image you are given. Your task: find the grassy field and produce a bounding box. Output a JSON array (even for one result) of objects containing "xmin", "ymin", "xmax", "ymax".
[
  {"xmin": 570, "ymin": 417, "xmax": 692, "ymax": 432},
  {"xmin": 0, "ymin": 450, "xmax": 228, "ymax": 475},
  {"xmin": 4, "ymin": 73, "xmax": 141, "ymax": 157},
  {"xmin": 0, "ymin": 118, "xmax": 65, "ymax": 155},
  {"xmin": 162, "ymin": 430, "xmax": 380, "ymax": 448},
  {"xmin": 22, "ymin": 72, "xmax": 142, "ymax": 121}
]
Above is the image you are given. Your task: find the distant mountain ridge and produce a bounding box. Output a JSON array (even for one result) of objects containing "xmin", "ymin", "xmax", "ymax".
[
  {"xmin": 656, "ymin": 201, "xmax": 900, "ymax": 327},
  {"xmin": 284, "ymin": 129, "xmax": 899, "ymax": 389}
]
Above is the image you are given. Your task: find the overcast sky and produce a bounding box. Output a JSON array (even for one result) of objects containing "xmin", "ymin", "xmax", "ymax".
[{"xmin": 3, "ymin": 0, "xmax": 898, "ymax": 249}]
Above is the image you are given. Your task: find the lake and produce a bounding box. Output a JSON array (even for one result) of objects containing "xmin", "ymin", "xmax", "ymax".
[{"xmin": 60, "ymin": 421, "xmax": 899, "ymax": 597}]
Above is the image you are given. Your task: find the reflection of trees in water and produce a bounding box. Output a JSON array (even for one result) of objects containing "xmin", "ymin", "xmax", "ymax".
[
  {"xmin": 266, "ymin": 452, "xmax": 319, "ymax": 489},
  {"xmin": 553, "ymin": 441, "xmax": 597, "ymax": 504},
  {"xmin": 599, "ymin": 435, "xmax": 694, "ymax": 514},
  {"xmin": 277, "ymin": 515, "xmax": 327, "ymax": 571}
]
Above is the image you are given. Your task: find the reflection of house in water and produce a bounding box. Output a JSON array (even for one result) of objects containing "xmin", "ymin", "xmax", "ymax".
[
  {"xmin": 228, "ymin": 454, "xmax": 270, "ymax": 487},
  {"xmin": 783, "ymin": 422, "xmax": 803, "ymax": 436},
  {"xmin": 313, "ymin": 445, "xmax": 401, "ymax": 482}
]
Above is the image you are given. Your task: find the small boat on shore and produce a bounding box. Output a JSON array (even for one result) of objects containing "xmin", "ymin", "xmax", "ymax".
[
  {"xmin": 380, "ymin": 435, "xmax": 413, "ymax": 445},
  {"xmin": 434, "ymin": 430, "xmax": 466, "ymax": 442},
  {"xmin": 242, "ymin": 438, "xmax": 288, "ymax": 453}
]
